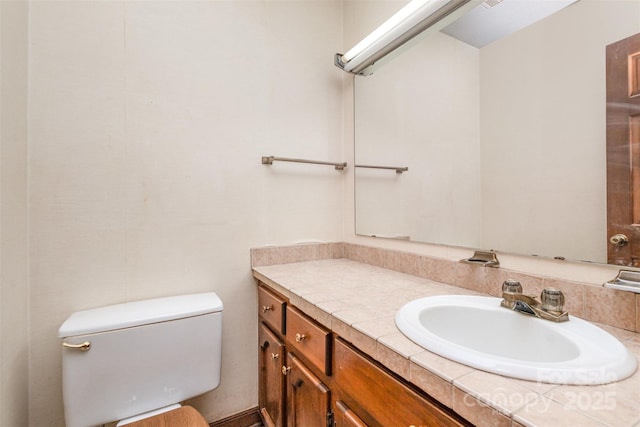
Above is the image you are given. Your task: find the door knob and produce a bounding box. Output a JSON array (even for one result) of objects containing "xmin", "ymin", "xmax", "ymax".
[{"xmin": 610, "ymin": 234, "xmax": 629, "ymax": 246}]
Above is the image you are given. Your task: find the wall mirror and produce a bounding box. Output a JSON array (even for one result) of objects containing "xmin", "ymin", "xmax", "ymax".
[{"xmin": 354, "ymin": 0, "xmax": 640, "ymax": 265}]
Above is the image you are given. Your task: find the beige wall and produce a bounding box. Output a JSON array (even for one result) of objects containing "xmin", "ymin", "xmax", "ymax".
[
  {"xmin": 0, "ymin": 0, "xmax": 29, "ymax": 426},
  {"xmin": 27, "ymin": 1, "xmax": 343, "ymax": 425}
]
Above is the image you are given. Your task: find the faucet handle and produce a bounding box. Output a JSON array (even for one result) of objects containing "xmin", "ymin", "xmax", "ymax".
[
  {"xmin": 502, "ymin": 279, "xmax": 523, "ymax": 293},
  {"xmin": 541, "ymin": 288, "xmax": 565, "ymax": 313}
]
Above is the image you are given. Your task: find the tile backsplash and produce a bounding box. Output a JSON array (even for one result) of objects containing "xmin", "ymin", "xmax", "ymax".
[{"xmin": 250, "ymin": 242, "xmax": 640, "ymax": 333}]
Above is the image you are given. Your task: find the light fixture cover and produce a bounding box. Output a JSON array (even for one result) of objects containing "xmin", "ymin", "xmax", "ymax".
[{"xmin": 441, "ymin": 0, "xmax": 579, "ymax": 48}]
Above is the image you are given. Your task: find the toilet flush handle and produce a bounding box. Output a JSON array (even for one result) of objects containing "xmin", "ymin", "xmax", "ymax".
[{"xmin": 62, "ymin": 341, "xmax": 91, "ymax": 352}]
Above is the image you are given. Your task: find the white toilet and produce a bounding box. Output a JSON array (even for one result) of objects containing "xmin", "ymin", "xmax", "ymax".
[{"xmin": 58, "ymin": 293, "xmax": 223, "ymax": 427}]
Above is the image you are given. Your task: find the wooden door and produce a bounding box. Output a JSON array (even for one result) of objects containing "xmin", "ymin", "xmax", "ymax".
[
  {"xmin": 258, "ymin": 323, "xmax": 285, "ymax": 427},
  {"xmin": 607, "ymin": 32, "xmax": 640, "ymax": 266},
  {"xmin": 285, "ymin": 352, "xmax": 330, "ymax": 427}
]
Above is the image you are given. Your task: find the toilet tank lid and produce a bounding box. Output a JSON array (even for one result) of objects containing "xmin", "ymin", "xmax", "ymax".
[{"xmin": 58, "ymin": 292, "xmax": 223, "ymax": 338}]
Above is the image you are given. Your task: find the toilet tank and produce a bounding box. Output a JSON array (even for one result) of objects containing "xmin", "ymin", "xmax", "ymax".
[{"xmin": 59, "ymin": 293, "xmax": 223, "ymax": 427}]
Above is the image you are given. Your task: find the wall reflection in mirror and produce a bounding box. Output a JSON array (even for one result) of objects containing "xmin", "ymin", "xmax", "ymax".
[{"xmin": 354, "ymin": 0, "xmax": 640, "ymax": 265}]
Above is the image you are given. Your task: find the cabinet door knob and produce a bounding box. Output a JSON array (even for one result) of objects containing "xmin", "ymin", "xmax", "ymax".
[
  {"xmin": 262, "ymin": 305, "xmax": 274, "ymax": 312},
  {"xmin": 295, "ymin": 333, "xmax": 306, "ymax": 343},
  {"xmin": 271, "ymin": 353, "xmax": 279, "ymax": 360},
  {"xmin": 282, "ymin": 366, "xmax": 291, "ymax": 376}
]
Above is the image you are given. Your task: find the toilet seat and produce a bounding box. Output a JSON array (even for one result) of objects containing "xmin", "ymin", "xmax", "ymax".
[{"xmin": 122, "ymin": 406, "xmax": 209, "ymax": 427}]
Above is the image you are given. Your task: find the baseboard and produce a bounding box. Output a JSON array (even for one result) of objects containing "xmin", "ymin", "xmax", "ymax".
[{"xmin": 209, "ymin": 406, "xmax": 262, "ymax": 427}]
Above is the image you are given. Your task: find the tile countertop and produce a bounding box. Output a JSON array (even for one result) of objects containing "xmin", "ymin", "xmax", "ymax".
[{"xmin": 252, "ymin": 259, "xmax": 640, "ymax": 427}]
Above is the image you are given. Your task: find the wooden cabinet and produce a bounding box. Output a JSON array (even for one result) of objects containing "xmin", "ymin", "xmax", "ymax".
[
  {"xmin": 333, "ymin": 401, "xmax": 368, "ymax": 427},
  {"xmin": 333, "ymin": 338, "xmax": 467, "ymax": 427},
  {"xmin": 258, "ymin": 285, "xmax": 332, "ymax": 427},
  {"xmin": 285, "ymin": 352, "xmax": 331, "ymax": 427},
  {"xmin": 258, "ymin": 322, "xmax": 285, "ymax": 427},
  {"xmin": 257, "ymin": 282, "xmax": 469, "ymax": 427}
]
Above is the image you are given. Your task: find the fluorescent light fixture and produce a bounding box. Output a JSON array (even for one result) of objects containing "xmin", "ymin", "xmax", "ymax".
[{"xmin": 335, "ymin": 0, "xmax": 477, "ymax": 75}]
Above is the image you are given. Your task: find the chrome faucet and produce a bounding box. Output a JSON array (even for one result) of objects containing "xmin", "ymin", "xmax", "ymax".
[{"xmin": 500, "ymin": 279, "xmax": 569, "ymax": 322}]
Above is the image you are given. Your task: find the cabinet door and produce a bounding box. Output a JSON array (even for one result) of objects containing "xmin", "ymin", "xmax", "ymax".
[
  {"xmin": 259, "ymin": 323, "xmax": 285, "ymax": 427},
  {"xmin": 334, "ymin": 400, "xmax": 369, "ymax": 427},
  {"xmin": 285, "ymin": 352, "xmax": 330, "ymax": 427},
  {"xmin": 333, "ymin": 338, "xmax": 467, "ymax": 427}
]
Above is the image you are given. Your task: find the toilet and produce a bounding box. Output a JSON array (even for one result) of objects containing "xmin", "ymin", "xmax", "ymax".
[{"xmin": 58, "ymin": 292, "xmax": 223, "ymax": 427}]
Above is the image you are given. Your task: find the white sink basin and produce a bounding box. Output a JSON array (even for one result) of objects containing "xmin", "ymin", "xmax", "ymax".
[{"xmin": 395, "ymin": 295, "xmax": 637, "ymax": 385}]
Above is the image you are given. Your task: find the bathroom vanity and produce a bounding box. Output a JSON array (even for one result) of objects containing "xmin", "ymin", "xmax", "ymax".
[
  {"xmin": 252, "ymin": 245, "xmax": 640, "ymax": 427},
  {"xmin": 257, "ymin": 283, "xmax": 468, "ymax": 427}
]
